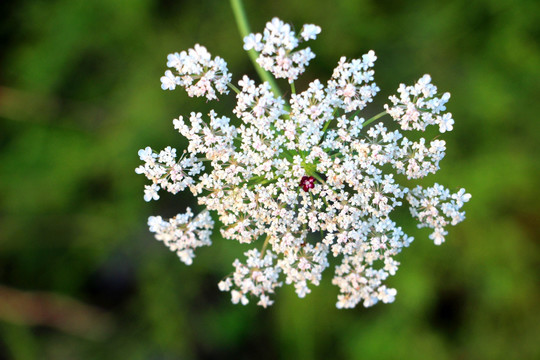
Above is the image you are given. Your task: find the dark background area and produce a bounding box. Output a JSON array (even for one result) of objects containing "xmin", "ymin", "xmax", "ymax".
[{"xmin": 0, "ymin": 0, "xmax": 539, "ymax": 359}]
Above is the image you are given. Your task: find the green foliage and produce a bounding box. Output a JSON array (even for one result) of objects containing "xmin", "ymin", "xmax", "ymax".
[{"xmin": 0, "ymin": 0, "xmax": 539, "ymax": 358}]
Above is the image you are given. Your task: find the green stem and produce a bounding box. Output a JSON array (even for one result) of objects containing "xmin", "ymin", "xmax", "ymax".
[
  {"xmin": 321, "ymin": 108, "xmax": 340, "ymax": 138},
  {"xmin": 259, "ymin": 235, "xmax": 271, "ymax": 259},
  {"xmin": 363, "ymin": 110, "xmax": 387, "ymax": 127},
  {"xmin": 230, "ymin": 0, "xmax": 283, "ymax": 98},
  {"xmin": 290, "ymin": 81, "xmax": 296, "ymax": 95},
  {"xmin": 227, "ymin": 83, "xmax": 241, "ymax": 94},
  {"xmin": 321, "ymin": 118, "xmax": 333, "ymax": 135}
]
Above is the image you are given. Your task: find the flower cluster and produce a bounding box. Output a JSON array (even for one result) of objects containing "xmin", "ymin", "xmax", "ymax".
[
  {"xmin": 407, "ymin": 185, "xmax": 471, "ymax": 245},
  {"xmin": 135, "ymin": 146, "xmax": 203, "ymax": 201},
  {"xmin": 243, "ymin": 18, "xmax": 320, "ymax": 83},
  {"xmin": 147, "ymin": 208, "xmax": 214, "ymax": 265},
  {"xmin": 218, "ymin": 249, "xmax": 281, "ymax": 308},
  {"xmin": 327, "ymin": 51, "xmax": 379, "ymax": 112},
  {"xmin": 384, "ymin": 74, "xmax": 454, "ymax": 133},
  {"xmin": 161, "ymin": 44, "xmax": 232, "ymax": 100},
  {"xmin": 138, "ymin": 17, "xmax": 470, "ymax": 308}
]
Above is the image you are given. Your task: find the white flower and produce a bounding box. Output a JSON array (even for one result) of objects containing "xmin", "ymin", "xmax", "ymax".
[
  {"xmin": 379, "ymin": 286, "xmax": 397, "ymax": 304},
  {"xmin": 439, "ymin": 113, "xmax": 454, "ymax": 132},
  {"xmin": 362, "ymin": 50, "xmax": 377, "ymax": 68},
  {"xmin": 243, "ymin": 33, "xmax": 263, "ymax": 51},
  {"xmin": 452, "ymin": 188, "xmax": 472, "ymax": 207},
  {"xmin": 167, "ymin": 52, "xmax": 182, "ymax": 68},
  {"xmin": 300, "ymin": 24, "xmax": 321, "ymax": 41},
  {"xmin": 137, "ymin": 146, "xmax": 155, "ymax": 163},
  {"xmin": 143, "ymin": 184, "xmax": 160, "ymax": 202},
  {"xmin": 160, "ymin": 70, "xmax": 179, "ymax": 90},
  {"xmin": 138, "ymin": 17, "xmax": 470, "ymax": 309}
]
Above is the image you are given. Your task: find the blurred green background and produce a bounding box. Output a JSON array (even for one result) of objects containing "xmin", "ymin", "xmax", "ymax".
[{"xmin": 1, "ymin": 0, "xmax": 539, "ymax": 359}]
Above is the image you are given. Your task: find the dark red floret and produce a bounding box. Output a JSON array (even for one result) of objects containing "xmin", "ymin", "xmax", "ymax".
[{"xmin": 300, "ymin": 176, "xmax": 315, "ymax": 192}]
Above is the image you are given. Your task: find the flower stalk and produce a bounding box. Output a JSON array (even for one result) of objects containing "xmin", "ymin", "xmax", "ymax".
[{"xmin": 230, "ymin": 0, "xmax": 283, "ymax": 98}]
